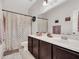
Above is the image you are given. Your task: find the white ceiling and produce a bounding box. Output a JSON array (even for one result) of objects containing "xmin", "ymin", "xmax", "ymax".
[
  {"xmin": 28, "ymin": 0, "xmax": 67, "ymax": 16},
  {"xmin": 2, "ymin": 0, "xmax": 67, "ymax": 16},
  {"xmin": 40, "ymin": 0, "xmax": 67, "ymax": 14},
  {"xmin": 2, "ymin": 0, "xmax": 36, "ymax": 14}
]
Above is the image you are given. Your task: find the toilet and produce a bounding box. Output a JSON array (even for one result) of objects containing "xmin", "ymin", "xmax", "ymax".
[{"xmin": 21, "ymin": 41, "xmax": 28, "ymax": 51}]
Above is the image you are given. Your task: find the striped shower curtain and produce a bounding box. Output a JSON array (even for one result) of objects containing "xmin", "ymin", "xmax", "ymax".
[{"xmin": 3, "ymin": 11, "xmax": 32, "ymax": 51}]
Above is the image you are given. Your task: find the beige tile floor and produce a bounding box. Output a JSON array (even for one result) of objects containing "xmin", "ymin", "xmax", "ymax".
[
  {"xmin": 20, "ymin": 48, "xmax": 35, "ymax": 59},
  {"xmin": 3, "ymin": 48, "xmax": 35, "ymax": 59}
]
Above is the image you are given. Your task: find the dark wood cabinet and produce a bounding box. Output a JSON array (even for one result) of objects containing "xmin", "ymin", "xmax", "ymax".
[
  {"xmin": 28, "ymin": 36, "xmax": 79, "ymax": 59},
  {"xmin": 33, "ymin": 38, "xmax": 39, "ymax": 59},
  {"xmin": 53, "ymin": 45, "xmax": 79, "ymax": 59},
  {"xmin": 28, "ymin": 36, "xmax": 33, "ymax": 54},
  {"xmin": 40, "ymin": 41, "xmax": 52, "ymax": 59},
  {"xmin": 28, "ymin": 36, "xmax": 52, "ymax": 59}
]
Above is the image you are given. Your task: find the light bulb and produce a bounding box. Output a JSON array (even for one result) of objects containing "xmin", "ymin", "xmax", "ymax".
[{"xmin": 43, "ymin": 0, "xmax": 47, "ymax": 6}]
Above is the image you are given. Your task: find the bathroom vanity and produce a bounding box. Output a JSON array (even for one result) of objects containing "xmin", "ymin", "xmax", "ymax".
[{"xmin": 28, "ymin": 35, "xmax": 79, "ymax": 59}]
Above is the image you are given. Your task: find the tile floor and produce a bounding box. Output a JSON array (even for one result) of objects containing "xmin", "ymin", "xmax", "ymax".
[
  {"xmin": 3, "ymin": 48, "xmax": 35, "ymax": 59},
  {"xmin": 20, "ymin": 48, "xmax": 35, "ymax": 59}
]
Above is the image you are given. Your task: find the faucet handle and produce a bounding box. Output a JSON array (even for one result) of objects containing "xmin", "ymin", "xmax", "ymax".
[{"xmin": 61, "ymin": 36, "xmax": 68, "ymax": 40}]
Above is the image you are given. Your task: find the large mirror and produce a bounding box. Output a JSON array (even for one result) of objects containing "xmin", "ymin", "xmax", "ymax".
[{"xmin": 32, "ymin": 17, "xmax": 48, "ymax": 34}]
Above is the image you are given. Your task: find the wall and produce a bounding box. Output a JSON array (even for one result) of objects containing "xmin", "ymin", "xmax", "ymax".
[{"xmin": 43, "ymin": 0, "xmax": 79, "ymax": 34}]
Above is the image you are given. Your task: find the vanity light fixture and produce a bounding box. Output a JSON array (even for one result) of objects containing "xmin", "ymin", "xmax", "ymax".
[
  {"xmin": 43, "ymin": 0, "xmax": 56, "ymax": 6},
  {"xmin": 55, "ymin": 20, "xmax": 59, "ymax": 23},
  {"xmin": 65, "ymin": 17, "xmax": 71, "ymax": 21},
  {"xmin": 32, "ymin": 16, "xmax": 36, "ymax": 22},
  {"xmin": 43, "ymin": 0, "xmax": 48, "ymax": 6}
]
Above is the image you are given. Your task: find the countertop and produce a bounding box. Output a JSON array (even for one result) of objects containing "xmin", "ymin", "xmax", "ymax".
[{"xmin": 29, "ymin": 34, "xmax": 79, "ymax": 53}]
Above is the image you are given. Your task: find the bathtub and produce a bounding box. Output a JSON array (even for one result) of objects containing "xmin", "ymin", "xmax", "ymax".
[{"xmin": 0, "ymin": 42, "xmax": 5, "ymax": 59}]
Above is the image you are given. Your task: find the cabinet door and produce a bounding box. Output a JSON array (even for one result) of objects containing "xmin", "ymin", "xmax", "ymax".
[
  {"xmin": 40, "ymin": 41, "xmax": 52, "ymax": 59},
  {"xmin": 28, "ymin": 37, "xmax": 33, "ymax": 54},
  {"xmin": 53, "ymin": 45, "xmax": 79, "ymax": 59},
  {"xmin": 33, "ymin": 38, "xmax": 39, "ymax": 59}
]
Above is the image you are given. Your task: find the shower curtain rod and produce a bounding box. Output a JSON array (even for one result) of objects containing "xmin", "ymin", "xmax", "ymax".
[
  {"xmin": 38, "ymin": 17, "xmax": 48, "ymax": 20},
  {"xmin": 2, "ymin": 9, "xmax": 32, "ymax": 17},
  {"xmin": 2, "ymin": 9, "xmax": 48, "ymax": 20}
]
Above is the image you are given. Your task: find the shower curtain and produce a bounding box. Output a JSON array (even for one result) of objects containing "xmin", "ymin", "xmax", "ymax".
[
  {"xmin": 3, "ymin": 11, "xmax": 32, "ymax": 51},
  {"xmin": 0, "ymin": 10, "xmax": 4, "ymax": 42}
]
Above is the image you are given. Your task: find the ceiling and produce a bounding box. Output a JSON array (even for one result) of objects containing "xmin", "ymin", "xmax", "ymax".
[
  {"xmin": 2, "ymin": 0, "xmax": 67, "ymax": 16},
  {"xmin": 28, "ymin": 0, "xmax": 67, "ymax": 16},
  {"xmin": 2, "ymin": 0, "xmax": 36, "ymax": 14}
]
